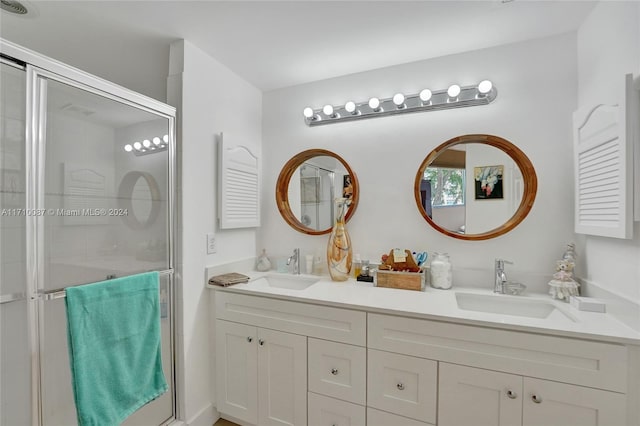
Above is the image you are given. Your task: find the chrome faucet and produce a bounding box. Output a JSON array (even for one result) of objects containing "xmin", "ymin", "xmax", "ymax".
[
  {"xmin": 494, "ymin": 259, "xmax": 513, "ymax": 293},
  {"xmin": 287, "ymin": 248, "xmax": 300, "ymax": 275}
]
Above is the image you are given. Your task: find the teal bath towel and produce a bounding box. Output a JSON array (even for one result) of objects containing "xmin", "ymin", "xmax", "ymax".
[{"xmin": 65, "ymin": 271, "xmax": 168, "ymax": 426}]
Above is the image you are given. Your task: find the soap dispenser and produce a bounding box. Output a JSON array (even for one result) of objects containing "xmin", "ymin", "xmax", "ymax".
[{"xmin": 256, "ymin": 249, "xmax": 272, "ymax": 272}]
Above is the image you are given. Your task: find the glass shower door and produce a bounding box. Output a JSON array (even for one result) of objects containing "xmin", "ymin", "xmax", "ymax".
[
  {"xmin": 0, "ymin": 58, "xmax": 31, "ymax": 426},
  {"xmin": 33, "ymin": 69, "xmax": 175, "ymax": 426}
]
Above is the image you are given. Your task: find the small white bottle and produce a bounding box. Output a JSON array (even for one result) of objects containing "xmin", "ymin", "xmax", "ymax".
[
  {"xmin": 430, "ymin": 253, "xmax": 452, "ymax": 290},
  {"xmin": 305, "ymin": 254, "xmax": 314, "ymax": 274}
]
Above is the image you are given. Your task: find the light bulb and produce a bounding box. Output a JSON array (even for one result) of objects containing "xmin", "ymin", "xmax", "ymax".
[
  {"xmin": 392, "ymin": 93, "xmax": 405, "ymax": 106},
  {"xmin": 153, "ymin": 137, "xmax": 161, "ymax": 146},
  {"xmin": 419, "ymin": 89, "xmax": 432, "ymax": 102},
  {"xmin": 163, "ymin": 134, "xmax": 169, "ymax": 143},
  {"xmin": 345, "ymin": 101, "xmax": 356, "ymax": 113},
  {"xmin": 133, "ymin": 141, "xmax": 142, "ymax": 150},
  {"xmin": 303, "ymin": 107, "xmax": 314, "ymax": 118},
  {"xmin": 143, "ymin": 139, "xmax": 151, "ymax": 148},
  {"xmin": 368, "ymin": 97, "xmax": 380, "ymax": 110},
  {"xmin": 447, "ymin": 84, "xmax": 461, "ymax": 98},
  {"xmin": 478, "ymin": 80, "xmax": 493, "ymax": 94},
  {"xmin": 323, "ymin": 104, "xmax": 334, "ymax": 116},
  {"xmin": 124, "ymin": 144, "xmax": 133, "ymax": 152}
]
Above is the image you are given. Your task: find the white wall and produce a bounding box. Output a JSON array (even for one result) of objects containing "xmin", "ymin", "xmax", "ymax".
[
  {"xmin": 167, "ymin": 40, "xmax": 262, "ymax": 425},
  {"xmin": 577, "ymin": 1, "xmax": 640, "ymax": 304},
  {"xmin": 260, "ymin": 33, "xmax": 578, "ymax": 291}
]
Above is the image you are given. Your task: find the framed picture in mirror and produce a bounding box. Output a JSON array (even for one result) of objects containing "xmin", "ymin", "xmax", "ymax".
[{"xmin": 474, "ymin": 165, "xmax": 504, "ymax": 199}]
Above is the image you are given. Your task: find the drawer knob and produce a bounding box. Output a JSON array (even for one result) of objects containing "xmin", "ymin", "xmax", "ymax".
[
  {"xmin": 531, "ymin": 394, "xmax": 542, "ymax": 404},
  {"xmin": 247, "ymin": 337, "xmax": 253, "ymax": 343},
  {"xmin": 258, "ymin": 339, "xmax": 265, "ymax": 346},
  {"xmin": 506, "ymin": 389, "xmax": 517, "ymax": 399},
  {"xmin": 331, "ymin": 368, "xmax": 339, "ymax": 375},
  {"xmin": 397, "ymin": 383, "xmax": 405, "ymax": 391}
]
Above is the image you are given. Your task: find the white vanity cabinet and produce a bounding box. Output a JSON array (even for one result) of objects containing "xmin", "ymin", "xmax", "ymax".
[
  {"xmin": 213, "ymin": 290, "xmax": 637, "ymax": 426},
  {"xmin": 215, "ymin": 292, "xmax": 367, "ymax": 426},
  {"xmin": 439, "ymin": 363, "xmax": 626, "ymax": 426},
  {"xmin": 216, "ymin": 320, "xmax": 307, "ymax": 426},
  {"xmin": 369, "ymin": 313, "xmax": 632, "ymax": 426}
]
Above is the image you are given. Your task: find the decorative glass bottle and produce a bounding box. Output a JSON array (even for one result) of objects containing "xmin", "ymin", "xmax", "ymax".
[
  {"xmin": 430, "ymin": 253, "xmax": 452, "ymax": 289},
  {"xmin": 327, "ymin": 198, "xmax": 352, "ymax": 281}
]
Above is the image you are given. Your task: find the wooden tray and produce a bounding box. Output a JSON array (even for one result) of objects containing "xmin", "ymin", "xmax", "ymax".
[{"xmin": 376, "ymin": 270, "xmax": 423, "ymax": 291}]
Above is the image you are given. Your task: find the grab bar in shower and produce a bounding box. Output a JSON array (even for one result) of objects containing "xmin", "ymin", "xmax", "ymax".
[{"xmin": 38, "ymin": 269, "xmax": 174, "ymax": 301}]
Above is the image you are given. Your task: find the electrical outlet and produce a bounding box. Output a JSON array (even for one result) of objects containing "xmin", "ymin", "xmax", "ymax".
[{"xmin": 207, "ymin": 233, "xmax": 217, "ymax": 254}]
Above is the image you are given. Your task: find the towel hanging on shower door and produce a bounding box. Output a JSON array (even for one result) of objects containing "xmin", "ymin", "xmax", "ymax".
[{"xmin": 65, "ymin": 271, "xmax": 168, "ymax": 426}]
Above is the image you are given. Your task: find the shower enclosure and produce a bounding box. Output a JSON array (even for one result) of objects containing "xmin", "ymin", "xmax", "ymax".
[
  {"xmin": 299, "ymin": 162, "xmax": 334, "ymax": 230},
  {"xmin": 0, "ymin": 41, "xmax": 176, "ymax": 425}
]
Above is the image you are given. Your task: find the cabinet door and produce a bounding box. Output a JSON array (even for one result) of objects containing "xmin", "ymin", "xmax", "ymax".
[
  {"xmin": 215, "ymin": 320, "xmax": 258, "ymax": 425},
  {"xmin": 257, "ymin": 328, "xmax": 307, "ymax": 426},
  {"xmin": 439, "ymin": 363, "xmax": 522, "ymax": 426},
  {"xmin": 523, "ymin": 378, "xmax": 627, "ymax": 426}
]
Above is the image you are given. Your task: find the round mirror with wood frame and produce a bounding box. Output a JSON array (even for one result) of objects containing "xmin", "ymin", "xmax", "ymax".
[
  {"xmin": 276, "ymin": 149, "xmax": 359, "ymax": 235},
  {"xmin": 414, "ymin": 134, "xmax": 537, "ymax": 240},
  {"xmin": 118, "ymin": 171, "xmax": 162, "ymax": 230}
]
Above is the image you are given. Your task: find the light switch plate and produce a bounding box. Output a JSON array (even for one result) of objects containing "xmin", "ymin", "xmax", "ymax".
[{"xmin": 207, "ymin": 233, "xmax": 217, "ymax": 254}]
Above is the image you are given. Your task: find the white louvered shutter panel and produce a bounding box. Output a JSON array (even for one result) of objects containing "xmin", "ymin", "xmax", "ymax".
[
  {"xmin": 218, "ymin": 134, "xmax": 260, "ymax": 229},
  {"xmin": 572, "ymin": 74, "xmax": 634, "ymax": 239}
]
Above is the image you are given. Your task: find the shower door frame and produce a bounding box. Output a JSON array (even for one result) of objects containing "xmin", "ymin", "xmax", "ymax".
[{"xmin": 1, "ymin": 39, "xmax": 178, "ymax": 426}]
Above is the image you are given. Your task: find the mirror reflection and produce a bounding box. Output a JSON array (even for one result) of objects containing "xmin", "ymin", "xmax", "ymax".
[
  {"xmin": 287, "ymin": 157, "xmax": 351, "ymax": 231},
  {"xmin": 276, "ymin": 149, "xmax": 359, "ymax": 235},
  {"xmin": 419, "ymin": 143, "xmax": 523, "ymax": 235},
  {"xmin": 415, "ymin": 134, "xmax": 537, "ymax": 241},
  {"xmin": 118, "ymin": 171, "xmax": 161, "ymax": 230}
]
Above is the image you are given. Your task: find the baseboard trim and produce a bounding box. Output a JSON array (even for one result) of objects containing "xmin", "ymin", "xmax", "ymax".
[{"xmin": 186, "ymin": 403, "xmax": 217, "ymax": 426}]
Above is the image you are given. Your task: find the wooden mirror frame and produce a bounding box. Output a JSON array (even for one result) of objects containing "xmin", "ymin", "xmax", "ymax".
[
  {"xmin": 414, "ymin": 134, "xmax": 537, "ymax": 241},
  {"xmin": 276, "ymin": 149, "xmax": 359, "ymax": 235}
]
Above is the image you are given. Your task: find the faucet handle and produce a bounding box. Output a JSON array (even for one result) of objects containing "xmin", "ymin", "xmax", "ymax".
[{"xmin": 495, "ymin": 259, "xmax": 513, "ymax": 268}]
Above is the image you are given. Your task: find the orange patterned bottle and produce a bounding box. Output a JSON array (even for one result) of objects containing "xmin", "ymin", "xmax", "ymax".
[{"xmin": 326, "ymin": 198, "xmax": 352, "ymax": 281}]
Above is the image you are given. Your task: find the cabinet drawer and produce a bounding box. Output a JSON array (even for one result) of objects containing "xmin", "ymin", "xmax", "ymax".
[
  {"xmin": 216, "ymin": 292, "xmax": 366, "ymax": 345},
  {"xmin": 367, "ymin": 349, "xmax": 437, "ymax": 424},
  {"xmin": 366, "ymin": 407, "xmax": 433, "ymax": 426},
  {"xmin": 308, "ymin": 338, "xmax": 366, "ymax": 405},
  {"xmin": 308, "ymin": 392, "xmax": 365, "ymax": 426},
  {"xmin": 368, "ymin": 313, "xmax": 627, "ymax": 392}
]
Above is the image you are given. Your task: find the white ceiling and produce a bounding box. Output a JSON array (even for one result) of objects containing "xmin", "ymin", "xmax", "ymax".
[{"xmin": 1, "ymin": 0, "xmax": 596, "ymax": 99}]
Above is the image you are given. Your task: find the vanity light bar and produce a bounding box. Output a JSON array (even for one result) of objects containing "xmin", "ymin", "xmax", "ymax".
[
  {"xmin": 303, "ymin": 80, "xmax": 497, "ymax": 126},
  {"xmin": 123, "ymin": 135, "xmax": 169, "ymax": 156}
]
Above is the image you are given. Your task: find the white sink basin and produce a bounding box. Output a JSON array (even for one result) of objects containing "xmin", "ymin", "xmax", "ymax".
[
  {"xmin": 263, "ymin": 274, "xmax": 319, "ymax": 290},
  {"xmin": 455, "ymin": 292, "xmax": 574, "ymax": 321}
]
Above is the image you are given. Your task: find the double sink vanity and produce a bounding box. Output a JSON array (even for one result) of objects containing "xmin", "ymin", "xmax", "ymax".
[
  {"xmin": 210, "ymin": 272, "xmax": 640, "ymax": 426},
  {"xmin": 211, "ymin": 133, "xmax": 638, "ymax": 425}
]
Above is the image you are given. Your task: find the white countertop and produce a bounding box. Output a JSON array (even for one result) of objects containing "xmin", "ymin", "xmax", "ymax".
[{"xmin": 208, "ymin": 271, "xmax": 640, "ymax": 345}]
